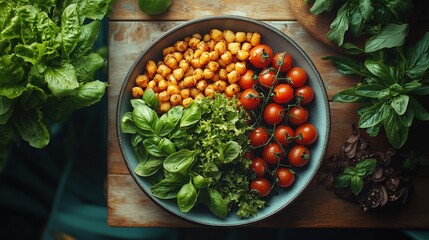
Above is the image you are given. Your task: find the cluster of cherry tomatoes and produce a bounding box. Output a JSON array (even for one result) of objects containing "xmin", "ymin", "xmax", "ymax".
[{"xmin": 238, "ymin": 44, "xmax": 318, "ymax": 198}]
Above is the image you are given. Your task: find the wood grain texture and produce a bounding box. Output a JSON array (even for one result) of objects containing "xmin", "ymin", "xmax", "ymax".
[
  {"xmin": 109, "ymin": 0, "xmax": 296, "ymax": 21},
  {"xmin": 107, "ymin": 0, "xmax": 429, "ymax": 228}
]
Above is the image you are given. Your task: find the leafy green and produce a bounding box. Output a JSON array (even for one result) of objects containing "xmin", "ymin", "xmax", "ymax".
[
  {"xmin": 308, "ymin": 0, "xmax": 413, "ymax": 47},
  {"xmin": 335, "ymin": 158, "xmax": 377, "ymax": 195},
  {"xmin": 122, "ymin": 94, "xmax": 264, "ymax": 218},
  {"xmin": 0, "ymin": 0, "xmax": 113, "ymax": 168},
  {"xmin": 327, "ymin": 33, "xmax": 429, "ymax": 149}
]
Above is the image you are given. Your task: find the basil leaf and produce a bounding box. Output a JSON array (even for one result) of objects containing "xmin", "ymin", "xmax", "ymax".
[
  {"xmin": 332, "ymin": 87, "xmax": 363, "ymax": 103},
  {"xmin": 411, "ymin": 86, "xmax": 429, "ymax": 96},
  {"xmin": 177, "ymin": 181, "xmax": 198, "ymax": 213},
  {"xmin": 206, "ymin": 188, "xmax": 228, "ymax": 219},
  {"xmin": 163, "ymin": 149, "xmax": 197, "ymax": 174},
  {"xmin": 342, "ymin": 42, "xmax": 364, "ymax": 55},
  {"xmin": 350, "ymin": 175, "xmax": 364, "ymax": 195},
  {"xmin": 364, "ymin": 59, "xmax": 394, "ymax": 84},
  {"xmin": 366, "ymin": 124, "xmax": 381, "ymax": 137},
  {"xmin": 323, "ymin": 56, "xmax": 366, "ymax": 76},
  {"xmin": 134, "ymin": 158, "xmax": 163, "ymax": 177},
  {"xmin": 406, "ymin": 32, "xmax": 429, "ymax": 79},
  {"xmin": 143, "ymin": 137, "xmax": 163, "ymax": 157},
  {"xmin": 159, "ymin": 137, "xmax": 175, "ymax": 156},
  {"xmin": 365, "ymin": 24, "xmax": 408, "ymax": 53},
  {"xmin": 309, "ymin": 0, "xmax": 335, "ymax": 15},
  {"xmin": 355, "ymin": 84, "xmax": 387, "ymax": 98},
  {"xmin": 157, "ymin": 106, "xmax": 182, "ymax": 136},
  {"xmin": 132, "ymin": 103, "xmax": 158, "ymax": 135},
  {"xmin": 358, "ymin": 102, "xmax": 390, "ymax": 128},
  {"xmin": 180, "ymin": 102, "xmax": 201, "ymax": 127},
  {"xmin": 220, "ymin": 141, "xmax": 241, "ymax": 164},
  {"xmin": 193, "ymin": 175, "xmax": 210, "ymax": 189},
  {"xmin": 327, "ymin": 3, "xmax": 350, "ymax": 46},
  {"xmin": 391, "ymin": 94, "xmax": 409, "ymax": 115},
  {"xmin": 358, "ymin": 0, "xmax": 373, "ymax": 20},
  {"xmin": 408, "ymin": 97, "xmax": 429, "ymax": 121},
  {"xmin": 399, "ymin": 108, "xmax": 414, "ymax": 127},
  {"xmin": 335, "ymin": 173, "xmax": 351, "ymax": 188},
  {"xmin": 121, "ymin": 112, "xmax": 137, "ymax": 134},
  {"xmin": 151, "ymin": 174, "xmax": 188, "ymax": 199},
  {"xmin": 383, "ymin": 113, "xmax": 408, "ymax": 149},
  {"xmin": 349, "ymin": 7, "xmax": 364, "ymax": 36},
  {"xmin": 355, "ymin": 158, "xmax": 377, "ymax": 176},
  {"xmin": 142, "ymin": 88, "xmax": 159, "ymax": 110}
]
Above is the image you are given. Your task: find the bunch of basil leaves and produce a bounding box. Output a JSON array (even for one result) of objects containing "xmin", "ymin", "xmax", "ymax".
[
  {"xmin": 307, "ymin": 0, "xmax": 413, "ymax": 46},
  {"xmin": 121, "ymin": 91, "xmax": 265, "ymax": 218},
  {"xmin": 325, "ymin": 33, "xmax": 429, "ymax": 149},
  {"xmin": 0, "ymin": 0, "xmax": 113, "ymax": 169}
]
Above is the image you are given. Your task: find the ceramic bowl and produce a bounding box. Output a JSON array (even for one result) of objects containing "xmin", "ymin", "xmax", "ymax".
[{"xmin": 117, "ymin": 15, "xmax": 330, "ymax": 227}]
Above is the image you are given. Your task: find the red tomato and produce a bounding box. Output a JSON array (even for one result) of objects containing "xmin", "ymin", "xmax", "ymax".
[
  {"xmin": 273, "ymin": 125, "xmax": 294, "ymax": 146},
  {"xmin": 249, "ymin": 127, "xmax": 270, "ymax": 147},
  {"xmin": 276, "ymin": 167, "xmax": 295, "ymax": 188},
  {"xmin": 288, "ymin": 145, "xmax": 311, "ymax": 167},
  {"xmin": 295, "ymin": 123, "xmax": 318, "ymax": 145},
  {"xmin": 263, "ymin": 103, "xmax": 285, "ymax": 125},
  {"xmin": 240, "ymin": 88, "xmax": 261, "ymax": 110},
  {"xmin": 249, "ymin": 44, "xmax": 273, "ymax": 69},
  {"xmin": 259, "ymin": 68, "xmax": 278, "ymax": 88},
  {"xmin": 250, "ymin": 157, "xmax": 268, "ymax": 177},
  {"xmin": 272, "ymin": 84, "xmax": 293, "ymax": 104},
  {"xmin": 238, "ymin": 69, "xmax": 258, "ymax": 89},
  {"xmin": 288, "ymin": 106, "xmax": 309, "ymax": 125},
  {"xmin": 263, "ymin": 142, "xmax": 284, "ymax": 165},
  {"xmin": 286, "ymin": 67, "xmax": 307, "ymax": 87},
  {"xmin": 250, "ymin": 177, "xmax": 271, "ymax": 197},
  {"xmin": 272, "ymin": 51, "xmax": 293, "ymax": 72},
  {"xmin": 294, "ymin": 85, "xmax": 314, "ymax": 105}
]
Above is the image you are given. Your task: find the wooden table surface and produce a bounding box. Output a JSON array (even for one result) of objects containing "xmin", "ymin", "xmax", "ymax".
[{"xmin": 107, "ymin": 0, "xmax": 429, "ymax": 228}]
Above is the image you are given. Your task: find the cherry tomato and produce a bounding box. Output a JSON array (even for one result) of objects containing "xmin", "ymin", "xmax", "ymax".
[
  {"xmin": 249, "ymin": 44, "xmax": 273, "ymax": 69},
  {"xmin": 288, "ymin": 145, "xmax": 311, "ymax": 167},
  {"xmin": 250, "ymin": 177, "xmax": 271, "ymax": 197},
  {"xmin": 240, "ymin": 88, "xmax": 261, "ymax": 110},
  {"xmin": 250, "ymin": 157, "xmax": 268, "ymax": 177},
  {"xmin": 249, "ymin": 127, "xmax": 270, "ymax": 147},
  {"xmin": 272, "ymin": 84, "xmax": 293, "ymax": 104},
  {"xmin": 276, "ymin": 167, "xmax": 295, "ymax": 188},
  {"xmin": 286, "ymin": 67, "xmax": 307, "ymax": 87},
  {"xmin": 288, "ymin": 106, "xmax": 309, "ymax": 125},
  {"xmin": 295, "ymin": 123, "xmax": 318, "ymax": 145},
  {"xmin": 263, "ymin": 103, "xmax": 285, "ymax": 125},
  {"xmin": 294, "ymin": 85, "xmax": 314, "ymax": 105},
  {"xmin": 263, "ymin": 142, "xmax": 284, "ymax": 165},
  {"xmin": 238, "ymin": 69, "xmax": 258, "ymax": 89},
  {"xmin": 272, "ymin": 51, "xmax": 293, "ymax": 72},
  {"xmin": 273, "ymin": 125, "xmax": 294, "ymax": 146},
  {"xmin": 259, "ymin": 68, "xmax": 278, "ymax": 88}
]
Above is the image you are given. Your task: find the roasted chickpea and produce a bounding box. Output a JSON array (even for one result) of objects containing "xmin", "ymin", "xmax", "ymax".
[
  {"xmin": 203, "ymin": 68, "xmax": 215, "ymax": 80},
  {"xmin": 174, "ymin": 40, "xmax": 188, "ymax": 52},
  {"xmin": 207, "ymin": 61, "xmax": 220, "ymax": 72},
  {"xmin": 199, "ymin": 52, "xmax": 210, "ymax": 65},
  {"xmin": 236, "ymin": 50, "xmax": 250, "ymax": 61},
  {"xmin": 219, "ymin": 68, "xmax": 228, "ymax": 80},
  {"xmin": 152, "ymin": 73, "xmax": 164, "ymax": 83},
  {"xmin": 167, "ymin": 84, "xmax": 181, "ymax": 95},
  {"xmin": 135, "ymin": 74, "xmax": 149, "ymax": 88},
  {"xmin": 183, "ymin": 76, "xmax": 197, "ymax": 88},
  {"xmin": 147, "ymin": 80, "xmax": 157, "ymax": 90},
  {"xmin": 182, "ymin": 97, "xmax": 193, "ymax": 108},
  {"xmin": 225, "ymin": 83, "xmax": 240, "ymax": 97},
  {"xmin": 190, "ymin": 88, "xmax": 200, "ymax": 98},
  {"xmin": 172, "ymin": 68, "xmax": 184, "ymax": 81},
  {"xmin": 213, "ymin": 80, "xmax": 227, "ymax": 92},
  {"xmin": 210, "ymin": 29, "xmax": 223, "ymax": 42},
  {"xmin": 235, "ymin": 61, "xmax": 247, "ymax": 75},
  {"xmin": 227, "ymin": 70, "xmax": 241, "ymax": 84},
  {"xmin": 159, "ymin": 102, "xmax": 171, "ymax": 113},
  {"xmin": 223, "ymin": 29, "xmax": 235, "ymax": 43},
  {"xmin": 196, "ymin": 80, "xmax": 208, "ymax": 91},
  {"xmin": 225, "ymin": 63, "xmax": 235, "ymax": 73},
  {"xmin": 157, "ymin": 64, "xmax": 171, "ymax": 77},
  {"xmin": 204, "ymin": 84, "xmax": 216, "ymax": 98},
  {"xmin": 158, "ymin": 79, "xmax": 168, "ymax": 91},
  {"xmin": 193, "ymin": 68, "xmax": 204, "ymax": 81},
  {"xmin": 180, "ymin": 88, "xmax": 191, "ymax": 99},
  {"xmin": 170, "ymin": 94, "xmax": 183, "ymax": 106},
  {"xmin": 158, "ymin": 91, "xmax": 170, "ymax": 102},
  {"xmin": 241, "ymin": 42, "xmax": 252, "ymax": 51},
  {"xmin": 228, "ymin": 42, "xmax": 241, "ymax": 55},
  {"xmin": 164, "ymin": 55, "xmax": 178, "ymax": 69},
  {"xmin": 194, "ymin": 92, "xmax": 205, "ymax": 100},
  {"xmin": 214, "ymin": 41, "xmax": 227, "ymax": 55},
  {"xmin": 250, "ymin": 32, "xmax": 261, "ymax": 46},
  {"xmin": 235, "ymin": 32, "xmax": 246, "ymax": 42},
  {"xmin": 131, "ymin": 87, "xmax": 143, "ymax": 98},
  {"xmin": 162, "ymin": 46, "xmax": 175, "ymax": 56},
  {"xmin": 145, "ymin": 60, "xmax": 157, "ymax": 78},
  {"xmin": 220, "ymin": 51, "xmax": 233, "ymax": 65}
]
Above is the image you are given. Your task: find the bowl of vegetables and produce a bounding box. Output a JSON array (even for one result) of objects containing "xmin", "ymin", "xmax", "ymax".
[{"xmin": 117, "ymin": 15, "xmax": 330, "ymax": 227}]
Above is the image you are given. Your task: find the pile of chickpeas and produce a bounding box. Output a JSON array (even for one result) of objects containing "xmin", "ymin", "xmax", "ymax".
[{"xmin": 131, "ymin": 29, "xmax": 262, "ymax": 113}]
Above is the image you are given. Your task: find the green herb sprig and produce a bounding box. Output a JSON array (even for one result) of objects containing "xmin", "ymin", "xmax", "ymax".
[{"xmin": 335, "ymin": 158, "xmax": 377, "ymax": 195}]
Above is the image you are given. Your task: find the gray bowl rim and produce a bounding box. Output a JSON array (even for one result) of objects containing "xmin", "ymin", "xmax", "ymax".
[{"xmin": 116, "ymin": 15, "xmax": 331, "ymax": 227}]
